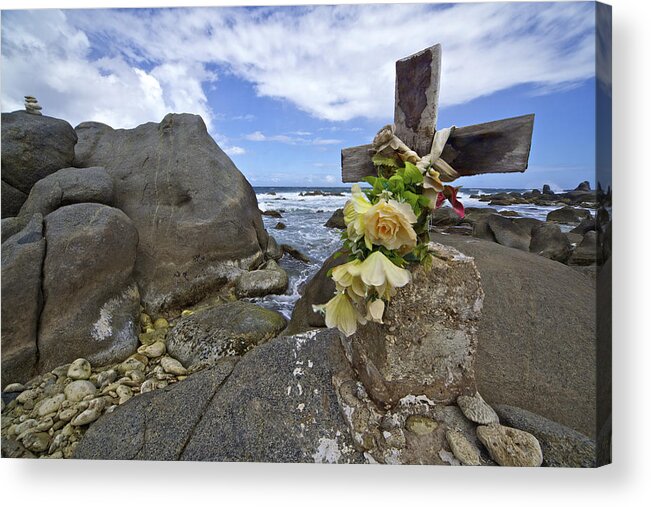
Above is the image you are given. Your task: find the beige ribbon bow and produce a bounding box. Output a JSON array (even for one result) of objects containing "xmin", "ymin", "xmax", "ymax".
[{"xmin": 371, "ymin": 125, "xmax": 459, "ymax": 182}]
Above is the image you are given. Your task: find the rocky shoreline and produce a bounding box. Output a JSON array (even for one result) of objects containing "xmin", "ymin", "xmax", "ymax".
[{"xmin": 1, "ymin": 109, "xmax": 608, "ymax": 466}]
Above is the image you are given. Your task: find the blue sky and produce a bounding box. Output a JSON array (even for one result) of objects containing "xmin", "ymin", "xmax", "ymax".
[{"xmin": 1, "ymin": 2, "xmax": 601, "ymax": 189}]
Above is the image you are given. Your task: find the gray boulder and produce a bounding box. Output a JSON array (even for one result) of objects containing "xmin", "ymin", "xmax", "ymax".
[
  {"xmin": 73, "ymin": 114, "xmax": 268, "ymax": 314},
  {"xmin": 324, "ymin": 208, "xmax": 346, "ymax": 229},
  {"xmin": 569, "ymin": 230, "xmax": 601, "ymax": 266},
  {"xmin": 574, "ymin": 181, "xmax": 591, "ymax": 192},
  {"xmin": 459, "ymin": 207, "xmax": 498, "ymax": 226},
  {"xmin": 1, "ymin": 214, "xmax": 45, "ymax": 384},
  {"xmin": 75, "ymin": 329, "xmax": 365, "ymax": 463},
  {"xmin": 235, "ymin": 260, "xmax": 288, "ymax": 298},
  {"xmin": 431, "ymin": 233, "xmax": 597, "ymax": 437},
  {"xmin": 542, "ymin": 184, "xmax": 555, "ymax": 195},
  {"xmin": 1, "ymin": 180, "xmax": 27, "ymax": 218},
  {"xmin": 494, "ymin": 404, "xmax": 596, "ymax": 467},
  {"xmin": 167, "ymin": 301, "xmax": 286, "ymax": 367},
  {"xmin": 570, "ymin": 218, "xmax": 596, "ymax": 235},
  {"xmin": 477, "ymin": 215, "xmax": 541, "ymax": 252},
  {"xmin": 1, "ymin": 111, "xmax": 77, "ymax": 195},
  {"xmin": 546, "ymin": 206, "xmax": 592, "ymax": 224},
  {"xmin": 265, "ymin": 235, "xmax": 283, "ymax": 261},
  {"xmin": 430, "ymin": 207, "xmax": 462, "ymax": 226},
  {"xmin": 529, "ymin": 223, "xmax": 572, "ymax": 263},
  {"xmin": 38, "ymin": 203, "xmax": 140, "ymax": 371},
  {"xmin": 18, "ymin": 166, "xmax": 114, "ymax": 219}
]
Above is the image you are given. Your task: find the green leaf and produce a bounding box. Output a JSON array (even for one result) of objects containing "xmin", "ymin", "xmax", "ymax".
[
  {"xmin": 372, "ymin": 154, "xmax": 400, "ymax": 168},
  {"xmin": 403, "ymin": 161, "xmax": 424, "ymax": 185},
  {"xmin": 388, "ymin": 175, "xmax": 405, "ymax": 194}
]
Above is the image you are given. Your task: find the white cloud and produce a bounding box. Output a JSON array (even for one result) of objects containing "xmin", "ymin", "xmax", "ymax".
[
  {"xmin": 2, "ymin": 3, "xmax": 596, "ymax": 129},
  {"xmin": 244, "ymin": 130, "xmax": 341, "ymax": 146},
  {"xmin": 224, "ymin": 146, "xmax": 246, "ymax": 156}
]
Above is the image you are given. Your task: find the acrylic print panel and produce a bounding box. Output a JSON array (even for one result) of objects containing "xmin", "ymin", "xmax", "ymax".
[{"xmin": 0, "ymin": 1, "xmax": 611, "ymax": 467}]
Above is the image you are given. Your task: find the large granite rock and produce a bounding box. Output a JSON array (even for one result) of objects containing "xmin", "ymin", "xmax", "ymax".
[
  {"xmin": 17, "ymin": 166, "xmax": 114, "ymax": 219},
  {"xmin": 288, "ymin": 233, "xmax": 597, "ymax": 437},
  {"xmin": 494, "ymin": 404, "xmax": 596, "ymax": 467},
  {"xmin": 73, "ymin": 113, "xmax": 268, "ymax": 314},
  {"xmin": 1, "ymin": 111, "xmax": 77, "ymax": 196},
  {"xmin": 1, "ymin": 214, "xmax": 45, "ymax": 384},
  {"xmin": 1, "ymin": 180, "xmax": 27, "ymax": 218},
  {"xmin": 38, "ymin": 203, "xmax": 140, "ymax": 371},
  {"xmin": 431, "ymin": 234, "xmax": 597, "ymax": 437},
  {"xmin": 344, "ymin": 243, "xmax": 484, "ymax": 408},
  {"xmin": 167, "ymin": 301, "xmax": 287, "ymax": 368},
  {"xmin": 75, "ymin": 329, "xmax": 365, "ymax": 463}
]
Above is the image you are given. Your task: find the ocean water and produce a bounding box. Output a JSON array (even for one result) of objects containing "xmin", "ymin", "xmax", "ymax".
[{"xmin": 252, "ymin": 186, "xmax": 584, "ymax": 318}]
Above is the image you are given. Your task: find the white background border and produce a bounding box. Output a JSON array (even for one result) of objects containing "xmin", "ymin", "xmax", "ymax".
[{"xmin": 1, "ymin": 0, "xmax": 649, "ymax": 504}]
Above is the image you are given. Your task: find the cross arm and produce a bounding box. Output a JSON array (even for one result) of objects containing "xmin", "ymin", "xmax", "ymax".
[{"xmin": 341, "ymin": 114, "xmax": 535, "ymax": 183}]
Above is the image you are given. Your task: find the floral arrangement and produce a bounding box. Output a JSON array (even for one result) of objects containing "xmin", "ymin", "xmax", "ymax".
[{"xmin": 313, "ymin": 125, "xmax": 465, "ymax": 336}]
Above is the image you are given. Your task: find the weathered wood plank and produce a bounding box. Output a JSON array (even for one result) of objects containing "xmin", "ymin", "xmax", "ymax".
[
  {"xmin": 341, "ymin": 114, "xmax": 535, "ymax": 183},
  {"xmin": 394, "ymin": 44, "xmax": 441, "ymax": 157}
]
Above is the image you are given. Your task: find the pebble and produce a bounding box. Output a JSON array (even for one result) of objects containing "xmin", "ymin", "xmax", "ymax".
[
  {"xmin": 3, "ymin": 383, "xmax": 25, "ymax": 393},
  {"xmin": 58, "ymin": 407, "xmax": 78, "ymax": 422},
  {"xmin": 71, "ymin": 398, "xmax": 105, "ymax": 426},
  {"xmin": 476, "ymin": 424, "xmax": 543, "ymax": 467},
  {"xmin": 405, "ymin": 415, "xmax": 438, "ymax": 435},
  {"xmin": 153, "ymin": 317, "xmax": 169, "ymax": 330},
  {"xmin": 13, "ymin": 419, "xmax": 37, "ymax": 436},
  {"xmin": 140, "ymin": 313, "xmax": 153, "ymax": 329},
  {"xmin": 51, "ymin": 364, "xmax": 71, "ymax": 378},
  {"xmin": 446, "ymin": 429, "xmax": 481, "ymax": 466},
  {"xmin": 138, "ymin": 340, "xmax": 166, "ymax": 358},
  {"xmin": 96, "ymin": 369, "xmax": 118, "ymax": 388},
  {"xmin": 64, "ymin": 380, "xmax": 97, "ymax": 402},
  {"xmin": 161, "ymin": 356, "xmax": 187, "ymax": 376},
  {"xmin": 140, "ymin": 379, "xmax": 164, "ymax": 393},
  {"xmin": 117, "ymin": 356, "xmax": 146, "ymax": 376},
  {"xmin": 457, "ymin": 392, "xmax": 500, "ymax": 425},
  {"xmin": 16, "ymin": 389, "xmax": 37, "ymax": 404},
  {"xmin": 116, "ymin": 385, "xmax": 133, "ymax": 405},
  {"xmin": 139, "ymin": 327, "xmax": 167, "ymax": 345},
  {"xmin": 67, "ymin": 358, "xmax": 92, "ymax": 380},
  {"xmin": 22, "ymin": 432, "xmax": 51, "ymax": 453},
  {"xmin": 129, "ymin": 370, "xmax": 146, "ymax": 383},
  {"xmin": 37, "ymin": 394, "xmax": 65, "ymax": 417}
]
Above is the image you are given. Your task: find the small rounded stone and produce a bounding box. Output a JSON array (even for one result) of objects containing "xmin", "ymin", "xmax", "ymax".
[
  {"xmin": 37, "ymin": 394, "xmax": 66, "ymax": 417},
  {"xmin": 476, "ymin": 424, "xmax": 543, "ymax": 467},
  {"xmin": 67, "ymin": 358, "xmax": 92, "ymax": 380},
  {"xmin": 458, "ymin": 392, "xmax": 500, "ymax": 425},
  {"xmin": 161, "ymin": 356, "xmax": 187, "ymax": 376},
  {"xmin": 446, "ymin": 429, "xmax": 481, "ymax": 466},
  {"xmin": 64, "ymin": 380, "xmax": 97, "ymax": 402},
  {"xmin": 3, "ymin": 383, "xmax": 25, "ymax": 393},
  {"xmin": 153, "ymin": 317, "xmax": 169, "ymax": 330}
]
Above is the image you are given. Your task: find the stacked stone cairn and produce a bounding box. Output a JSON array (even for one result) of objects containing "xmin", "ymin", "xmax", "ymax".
[
  {"xmin": 24, "ymin": 96, "xmax": 42, "ymax": 115},
  {"xmin": 1, "ymin": 309, "xmax": 192, "ymax": 458}
]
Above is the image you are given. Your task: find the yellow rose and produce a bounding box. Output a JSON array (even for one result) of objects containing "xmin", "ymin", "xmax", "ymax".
[{"xmin": 363, "ymin": 199, "xmax": 418, "ymax": 252}]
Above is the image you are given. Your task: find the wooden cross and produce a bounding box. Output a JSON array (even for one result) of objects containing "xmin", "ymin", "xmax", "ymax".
[{"xmin": 341, "ymin": 44, "xmax": 535, "ymax": 183}]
